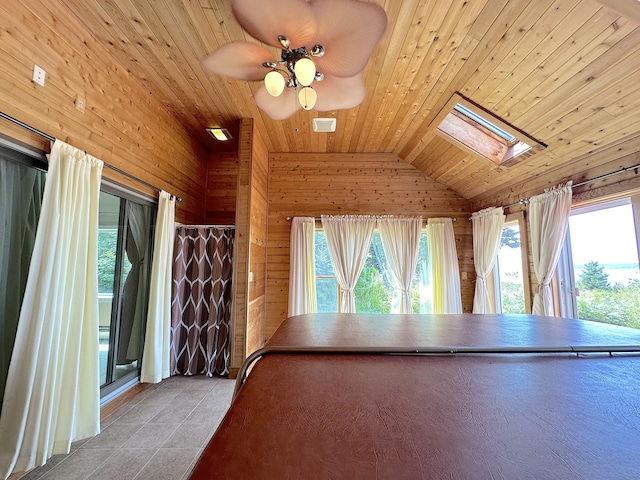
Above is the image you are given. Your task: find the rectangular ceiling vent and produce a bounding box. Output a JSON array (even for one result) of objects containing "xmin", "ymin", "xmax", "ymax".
[{"xmin": 312, "ymin": 118, "xmax": 336, "ymax": 133}]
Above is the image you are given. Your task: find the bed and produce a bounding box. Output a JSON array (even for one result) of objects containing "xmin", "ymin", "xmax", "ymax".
[{"xmin": 189, "ymin": 313, "xmax": 640, "ymax": 479}]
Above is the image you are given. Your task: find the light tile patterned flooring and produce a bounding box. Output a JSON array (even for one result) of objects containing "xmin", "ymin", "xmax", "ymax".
[{"xmin": 21, "ymin": 375, "xmax": 235, "ymax": 480}]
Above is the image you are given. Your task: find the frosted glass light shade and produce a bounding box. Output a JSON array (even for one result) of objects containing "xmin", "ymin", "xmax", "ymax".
[
  {"xmin": 298, "ymin": 86, "xmax": 317, "ymax": 110},
  {"xmin": 294, "ymin": 58, "xmax": 316, "ymax": 87},
  {"xmin": 264, "ymin": 71, "xmax": 285, "ymax": 97},
  {"xmin": 206, "ymin": 128, "xmax": 232, "ymax": 141}
]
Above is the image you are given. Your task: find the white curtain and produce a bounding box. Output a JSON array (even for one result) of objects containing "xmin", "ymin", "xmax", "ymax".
[
  {"xmin": 321, "ymin": 215, "xmax": 376, "ymax": 313},
  {"xmin": 0, "ymin": 140, "xmax": 103, "ymax": 479},
  {"xmin": 529, "ymin": 182, "xmax": 573, "ymax": 316},
  {"xmin": 288, "ymin": 217, "xmax": 317, "ymax": 316},
  {"xmin": 426, "ymin": 218, "xmax": 462, "ymax": 313},
  {"xmin": 378, "ymin": 216, "xmax": 422, "ymax": 313},
  {"xmin": 140, "ymin": 191, "xmax": 176, "ymax": 383},
  {"xmin": 471, "ymin": 207, "xmax": 505, "ymax": 313}
]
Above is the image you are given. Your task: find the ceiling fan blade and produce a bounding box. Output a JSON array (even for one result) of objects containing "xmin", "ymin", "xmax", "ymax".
[
  {"xmin": 232, "ymin": 0, "xmax": 318, "ymax": 49},
  {"xmin": 202, "ymin": 43, "xmax": 275, "ymax": 81},
  {"xmin": 313, "ymin": 73, "xmax": 366, "ymax": 112},
  {"xmin": 310, "ymin": 0, "xmax": 387, "ymax": 78},
  {"xmin": 255, "ymin": 85, "xmax": 302, "ymax": 120}
]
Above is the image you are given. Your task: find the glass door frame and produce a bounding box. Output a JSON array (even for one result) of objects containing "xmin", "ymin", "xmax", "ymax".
[
  {"xmin": 99, "ymin": 181, "xmax": 156, "ymax": 399},
  {"xmin": 556, "ymin": 195, "xmax": 640, "ymax": 321}
]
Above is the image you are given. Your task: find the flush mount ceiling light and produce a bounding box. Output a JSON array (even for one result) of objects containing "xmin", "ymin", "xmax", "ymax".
[
  {"xmin": 202, "ymin": 0, "xmax": 387, "ymax": 120},
  {"xmin": 206, "ymin": 127, "xmax": 232, "ymax": 142}
]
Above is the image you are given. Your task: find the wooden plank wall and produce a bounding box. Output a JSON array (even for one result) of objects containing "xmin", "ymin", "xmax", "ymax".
[
  {"xmin": 230, "ymin": 120, "xmax": 251, "ymax": 374},
  {"xmin": 0, "ymin": 0, "xmax": 207, "ymax": 224},
  {"xmin": 247, "ymin": 126, "xmax": 269, "ymax": 356},
  {"xmin": 229, "ymin": 118, "xmax": 268, "ymax": 375},
  {"xmin": 265, "ymin": 152, "xmax": 475, "ymax": 339},
  {"xmin": 473, "ymin": 133, "xmax": 640, "ymax": 210},
  {"xmin": 206, "ymin": 151, "xmax": 238, "ymax": 225}
]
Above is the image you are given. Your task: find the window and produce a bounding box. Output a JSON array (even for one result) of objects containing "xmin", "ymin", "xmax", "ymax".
[
  {"xmin": 557, "ymin": 198, "xmax": 640, "ymax": 329},
  {"xmin": 315, "ymin": 230, "xmax": 431, "ymax": 313},
  {"xmin": 98, "ymin": 186, "xmax": 156, "ymax": 396},
  {"xmin": 493, "ymin": 213, "xmax": 531, "ymax": 313},
  {"xmin": 431, "ymin": 93, "xmax": 546, "ymax": 167},
  {"xmin": 315, "ymin": 231, "xmax": 340, "ymax": 312}
]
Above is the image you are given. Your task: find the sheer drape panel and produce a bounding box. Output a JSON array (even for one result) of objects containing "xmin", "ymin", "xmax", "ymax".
[
  {"xmin": 288, "ymin": 217, "xmax": 317, "ymax": 316},
  {"xmin": 529, "ymin": 182, "xmax": 573, "ymax": 316},
  {"xmin": 171, "ymin": 227, "xmax": 234, "ymax": 376},
  {"xmin": 426, "ymin": 218, "xmax": 462, "ymax": 313},
  {"xmin": 0, "ymin": 140, "xmax": 103, "ymax": 478},
  {"xmin": 377, "ymin": 216, "xmax": 422, "ymax": 313},
  {"xmin": 0, "ymin": 159, "xmax": 44, "ymax": 408},
  {"xmin": 321, "ymin": 215, "xmax": 376, "ymax": 313},
  {"xmin": 141, "ymin": 191, "xmax": 175, "ymax": 383},
  {"xmin": 471, "ymin": 207, "xmax": 505, "ymax": 313}
]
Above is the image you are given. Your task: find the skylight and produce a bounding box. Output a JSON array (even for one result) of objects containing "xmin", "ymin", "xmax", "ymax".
[
  {"xmin": 431, "ymin": 93, "xmax": 546, "ymax": 167},
  {"xmin": 453, "ymin": 103, "xmax": 514, "ymax": 142}
]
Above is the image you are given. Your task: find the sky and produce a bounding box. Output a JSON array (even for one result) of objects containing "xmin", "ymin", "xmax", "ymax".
[{"xmin": 569, "ymin": 203, "xmax": 639, "ymax": 266}]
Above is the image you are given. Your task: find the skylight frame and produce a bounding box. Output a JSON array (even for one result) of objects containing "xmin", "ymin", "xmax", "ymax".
[
  {"xmin": 453, "ymin": 103, "xmax": 515, "ymax": 143},
  {"xmin": 430, "ymin": 93, "xmax": 546, "ymax": 167}
]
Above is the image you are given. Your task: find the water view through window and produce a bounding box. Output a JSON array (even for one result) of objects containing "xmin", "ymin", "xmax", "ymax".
[{"xmin": 567, "ymin": 202, "xmax": 640, "ymax": 329}]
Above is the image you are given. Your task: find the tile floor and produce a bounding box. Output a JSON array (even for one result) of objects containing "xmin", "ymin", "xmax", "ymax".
[{"xmin": 20, "ymin": 375, "xmax": 236, "ymax": 480}]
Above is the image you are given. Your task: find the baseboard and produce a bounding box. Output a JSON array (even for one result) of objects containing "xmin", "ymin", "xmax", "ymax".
[{"xmin": 100, "ymin": 382, "xmax": 151, "ymax": 422}]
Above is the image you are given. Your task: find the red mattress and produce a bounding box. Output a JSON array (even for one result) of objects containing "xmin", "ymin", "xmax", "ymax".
[{"xmin": 189, "ymin": 314, "xmax": 640, "ymax": 479}]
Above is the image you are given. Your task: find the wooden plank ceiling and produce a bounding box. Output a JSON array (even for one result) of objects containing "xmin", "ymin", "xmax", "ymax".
[{"xmin": 57, "ymin": 0, "xmax": 640, "ymax": 204}]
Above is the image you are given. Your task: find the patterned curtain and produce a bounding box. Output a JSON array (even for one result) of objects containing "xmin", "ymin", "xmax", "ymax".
[{"xmin": 170, "ymin": 227, "xmax": 234, "ymax": 376}]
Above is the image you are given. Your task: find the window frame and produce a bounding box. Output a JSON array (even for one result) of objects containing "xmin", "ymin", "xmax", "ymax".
[{"xmin": 493, "ymin": 211, "xmax": 532, "ymax": 314}]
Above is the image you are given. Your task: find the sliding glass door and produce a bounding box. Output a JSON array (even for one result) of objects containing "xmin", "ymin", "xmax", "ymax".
[
  {"xmin": 1, "ymin": 137, "xmax": 157, "ymax": 403},
  {"xmin": 98, "ymin": 187, "xmax": 155, "ymax": 396},
  {"xmin": 557, "ymin": 198, "xmax": 640, "ymax": 328},
  {"xmin": 0, "ymin": 144, "xmax": 46, "ymax": 408}
]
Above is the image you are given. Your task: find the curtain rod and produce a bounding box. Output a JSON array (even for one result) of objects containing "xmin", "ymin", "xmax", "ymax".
[
  {"xmin": 176, "ymin": 223, "xmax": 235, "ymax": 229},
  {"xmin": 0, "ymin": 111, "xmax": 183, "ymax": 202},
  {"xmin": 286, "ymin": 216, "xmax": 457, "ymax": 222},
  {"xmin": 500, "ymin": 163, "xmax": 640, "ymax": 210}
]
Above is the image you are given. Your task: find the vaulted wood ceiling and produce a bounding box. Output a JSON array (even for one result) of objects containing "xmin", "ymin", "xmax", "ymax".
[{"xmin": 58, "ymin": 0, "xmax": 640, "ymax": 204}]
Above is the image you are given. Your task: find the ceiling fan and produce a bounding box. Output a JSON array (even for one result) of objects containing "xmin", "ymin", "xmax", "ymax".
[{"xmin": 203, "ymin": 0, "xmax": 387, "ymax": 120}]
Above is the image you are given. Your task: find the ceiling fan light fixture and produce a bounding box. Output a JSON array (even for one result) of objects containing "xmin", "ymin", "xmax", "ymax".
[
  {"xmin": 206, "ymin": 127, "xmax": 232, "ymax": 141},
  {"xmin": 203, "ymin": 0, "xmax": 388, "ymax": 119},
  {"xmin": 299, "ymin": 86, "xmax": 317, "ymax": 110},
  {"xmin": 264, "ymin": 70, "xmax": 286, "ymax": 96},
  {"xmin": 278, "ymin": 35, "xmax": 290, "ymax": 49},
  {"xmin": 294, "ymin": 57, "xmax": 316, "ymax": 87}
]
